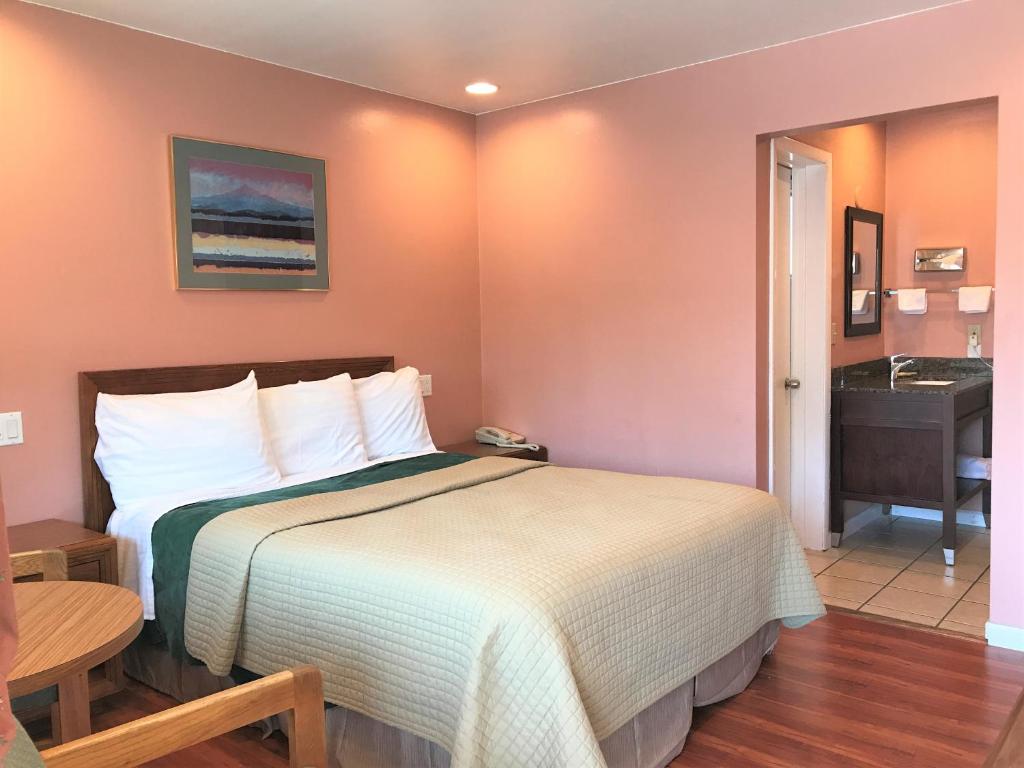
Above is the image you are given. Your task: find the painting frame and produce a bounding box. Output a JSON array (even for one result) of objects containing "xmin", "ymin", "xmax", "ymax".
[{"xmin": 171, "ymin": 136, "xmax": 329, "ymax": 291}]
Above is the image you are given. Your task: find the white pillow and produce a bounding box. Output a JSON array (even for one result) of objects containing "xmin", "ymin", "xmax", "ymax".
[
  {"xmin": 94, "ymin": 371, "xmax": 281, "ymax": 510},
  {"xmin": 258, "ymin": 374, "xmax": 367, "ymax": 476},
  {"xmin": 352, "ymin": 367, "xmax": 435, "ymax": 460}
]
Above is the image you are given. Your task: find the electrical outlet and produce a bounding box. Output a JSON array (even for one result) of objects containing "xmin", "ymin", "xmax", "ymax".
[
  {"xmin": 418, "ymin": 374, "xmax": 432, "ymax": 397},
  {"xmin": 967, "ymin": 324, "xmax": 982, "ymax": 358},
  {"xmin": 0, "ymin": 412, "xmax": 23, "ymax": 446}
]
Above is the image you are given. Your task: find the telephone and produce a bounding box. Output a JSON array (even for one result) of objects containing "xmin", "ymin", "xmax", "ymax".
[{"xmin": 475, "ymin": 426, "xmax": 541, "ymax": 452}]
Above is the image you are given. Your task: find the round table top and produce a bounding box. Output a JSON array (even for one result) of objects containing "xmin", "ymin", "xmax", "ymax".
[{"xmin": 10, "ymin": 581, "xmax": 143, "ymax": 697}]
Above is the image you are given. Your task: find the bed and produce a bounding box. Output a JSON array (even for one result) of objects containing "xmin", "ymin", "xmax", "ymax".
[{"xmin": 79, "ymin": 357, "xmax": 824, "ymax": 768}]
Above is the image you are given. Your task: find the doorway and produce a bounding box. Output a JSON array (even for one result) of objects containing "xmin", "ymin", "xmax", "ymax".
[
  {"xmin": 769, "ymin": 137, "xmax": 832, "ymax": 551},
  {"xmin": 777, "ymin": 101, "xmax": 997, "ymax": 639}
]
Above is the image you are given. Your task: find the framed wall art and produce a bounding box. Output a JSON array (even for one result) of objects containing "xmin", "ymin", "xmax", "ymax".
[{"xmin": 171, "ymin": 137, "xmax": 329, "ymax": 290}]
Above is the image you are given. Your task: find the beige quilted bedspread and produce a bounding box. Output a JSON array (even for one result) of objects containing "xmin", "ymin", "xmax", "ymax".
[{"xmin": 185, "ymin": 458, "xmax": 823, "ymax": 768}]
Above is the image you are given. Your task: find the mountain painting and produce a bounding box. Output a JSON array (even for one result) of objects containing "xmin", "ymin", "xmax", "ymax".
[{"xmin": 172, "ymin": 138, "xmax": 329, "ymax": 290}]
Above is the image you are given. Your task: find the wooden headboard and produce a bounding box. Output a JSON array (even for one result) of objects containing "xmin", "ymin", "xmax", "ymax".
[{"xmin": 78, "ymin": 356, "xmax": 394, "ymax": 532}]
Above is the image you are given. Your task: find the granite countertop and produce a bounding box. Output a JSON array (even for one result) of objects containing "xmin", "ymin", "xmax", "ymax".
[{"xmin": 832, "ymin": 357, "xmax": 993, "ymax": 395}]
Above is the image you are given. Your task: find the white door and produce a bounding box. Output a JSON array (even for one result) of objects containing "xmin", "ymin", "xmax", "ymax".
[
  {"xmin": 770, "ymin": 138, "xmax": 832, "ymax": 551},
  {"xmin": 773, "ymin": 164, "xmax": 794, "ymax": 522}
]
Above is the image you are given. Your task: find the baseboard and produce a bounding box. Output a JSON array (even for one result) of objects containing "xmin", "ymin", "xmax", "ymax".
[
  {"xmin": 843, "ymin": 504, "xmax": 883, "ymax": 537},
  {"xmin": 985, "ymin": 621, "xmax": 1024, "ymax": 652},
  {"xmin": 891, "ymin": 505, "xmax": 987, "ymax": 528}
]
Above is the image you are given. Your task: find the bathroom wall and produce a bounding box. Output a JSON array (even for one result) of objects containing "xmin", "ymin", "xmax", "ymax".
[
  {"xmin": 792, "ymin": 122, "xmax": 887, "ymax": 367},
  {"xmin": 794, "ymin": 100, "xmax": 997, "ymax": 368},
  {"xmin": 884, "ymin": 101, "xmax": 998, "ymax": 522},
  {"xmin": 883, "ymin": 101, "xmax": 998, "ymax": 358}
]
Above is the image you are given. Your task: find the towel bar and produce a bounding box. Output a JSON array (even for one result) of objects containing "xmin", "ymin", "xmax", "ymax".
[{"xmin": 882, "ymin": 287, "xmax": 995, "ymax": 297}]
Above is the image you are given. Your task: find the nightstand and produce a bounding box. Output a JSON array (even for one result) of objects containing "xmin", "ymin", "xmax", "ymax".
[
  {"xmin": 440, "ymin": 440, "xmax": 548, "ymax": 462},
  {"xmin": 8, "ymin": 519, "xmax": 124, "ymax": 701}
]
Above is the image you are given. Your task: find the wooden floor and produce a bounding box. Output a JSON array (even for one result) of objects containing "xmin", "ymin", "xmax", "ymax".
[
  {"xmin": 80, "ymin": 611, "xmax": 1023, "ymax": 767},
  {"xmin": 676, "ymin": 611, "xmax": 1023, "ymax": 767}
]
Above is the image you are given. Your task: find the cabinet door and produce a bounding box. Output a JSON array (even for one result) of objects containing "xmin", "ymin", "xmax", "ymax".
[{"xmin": 841, "ymin": 425, "xmax": 943, "ymax": 501}]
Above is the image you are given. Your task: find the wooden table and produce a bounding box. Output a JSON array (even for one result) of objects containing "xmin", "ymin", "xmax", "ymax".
[
  {"xmin": 11, "ymin": 581, "xmax": 143, "ymax": 742},
  {"xmin": 8, "ymin": 518, "xmax": 124, "ymax": 703}
]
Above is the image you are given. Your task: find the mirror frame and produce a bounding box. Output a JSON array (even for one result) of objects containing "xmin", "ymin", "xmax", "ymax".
[{"xmin": 843, "ymin": 206, "xmax": 883, "ymax": 337}]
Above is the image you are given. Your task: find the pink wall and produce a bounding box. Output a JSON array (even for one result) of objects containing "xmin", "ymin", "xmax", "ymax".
[
  {"xmin": 0, "ymin": 2, "xmax": 482, "ymax": 525},
  {"xmin": 4, "ymin": 0, "xmax": 1024, "ymax": 638},
  {"xmin": 883, "ymin": 101, "xmax": 998, "ymax": 358},
  {"xmin": 477, "ymin": 0, "xmax": 1024, "ymax": 633},
  {"xmin": 793, "ymin": 122, "xmax": 888, "ymax": 367}
]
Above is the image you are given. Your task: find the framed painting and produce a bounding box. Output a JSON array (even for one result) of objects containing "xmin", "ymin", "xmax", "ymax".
[{"xmin": 171, "ymin": 137, "xmax": 329, "ymax": 290}]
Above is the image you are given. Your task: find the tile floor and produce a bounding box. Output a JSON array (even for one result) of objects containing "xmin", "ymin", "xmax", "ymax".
[{"xmin": 805, "ymin": 514, "xmax": 990, "ymax": 637}]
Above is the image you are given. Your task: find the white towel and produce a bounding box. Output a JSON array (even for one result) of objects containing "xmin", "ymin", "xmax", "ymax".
[
  {"xmin": 958, "ymin": 286, "xmax": 992, "ymax": 313},
  {"xmin": 956, "ymin": 454, "xmax": 992, "ymax": 480},
  {"xmin": 897, "ymin": 288, "xmax": 928, "ymax": 314},
  {"xmin": 851, "ymin": 290, "xmax": 870, "ymax": 315}
]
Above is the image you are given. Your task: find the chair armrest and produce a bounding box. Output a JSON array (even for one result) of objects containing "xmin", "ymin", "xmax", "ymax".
[{"xmin": 39, "ymin": 665, "xmax": 325, "ymax": 768}]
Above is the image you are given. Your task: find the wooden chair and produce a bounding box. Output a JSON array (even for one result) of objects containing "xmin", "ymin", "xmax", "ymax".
[
  {"xmin": 35, "ymin": 665, "xmax": 327, "ymax": 768},
  {"xmin": 10, "ymin": 550, "xmax": 68, "ymax": 582}
]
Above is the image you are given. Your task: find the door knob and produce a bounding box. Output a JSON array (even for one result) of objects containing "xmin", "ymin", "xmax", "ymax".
[{"xmin": 784, "ymin": 378, "xmax": 801, "ymax": 390}]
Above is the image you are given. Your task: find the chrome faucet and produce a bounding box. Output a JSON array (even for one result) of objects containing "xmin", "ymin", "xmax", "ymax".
[{"xmin": 890, "ymin": 353, "xmax": 917, "ymax": 386}]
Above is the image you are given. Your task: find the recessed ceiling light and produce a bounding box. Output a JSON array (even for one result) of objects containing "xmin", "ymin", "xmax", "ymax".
[{"xmin": 465, "ymin": 82, "xmax": 498, "ymax": 95}]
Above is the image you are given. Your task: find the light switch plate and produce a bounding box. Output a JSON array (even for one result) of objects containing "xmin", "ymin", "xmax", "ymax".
[
  {"xmin": 0, "ymin": 412, "xmax": 23, "ymax": 446},
  {"xmin": 418, "ymin": 374, "xmax": 433, "ymax": 397}
]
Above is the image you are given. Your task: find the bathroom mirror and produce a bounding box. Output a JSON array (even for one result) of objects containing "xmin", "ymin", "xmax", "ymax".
[{"xmin": 844, "ymin": 206, "xmax": 883, "ymax": 337}]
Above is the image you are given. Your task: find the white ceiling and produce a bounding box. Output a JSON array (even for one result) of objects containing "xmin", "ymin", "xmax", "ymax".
[{"xmin": 28, "ymin": 0, "xmax": 961, "ymax": 114}]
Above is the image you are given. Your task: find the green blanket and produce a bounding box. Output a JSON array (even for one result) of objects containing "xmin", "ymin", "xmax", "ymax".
[{"xmin": 151, "ymin": 452, "xmax": 476, "ymax": 660}]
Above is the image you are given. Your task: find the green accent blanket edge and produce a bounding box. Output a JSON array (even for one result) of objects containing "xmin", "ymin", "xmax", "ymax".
[{"xmin": 150, "ymin": 452, "xmax": 477, "ymax": 661}]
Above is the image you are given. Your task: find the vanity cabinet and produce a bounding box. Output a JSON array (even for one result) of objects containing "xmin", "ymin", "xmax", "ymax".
[{"xmin": 830, "ymin": 378, "xmax": 992, "ymax": 563}]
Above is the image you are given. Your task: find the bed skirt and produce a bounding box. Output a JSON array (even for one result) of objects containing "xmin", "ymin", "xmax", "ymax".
[{"xmin": 123, "ymin": 621, "xmax": 779, "ymax": 768}]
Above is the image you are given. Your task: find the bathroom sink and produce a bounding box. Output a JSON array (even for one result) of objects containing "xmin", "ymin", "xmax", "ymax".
[{"xmin": 907, "ymin": 380, "xmax": 955, "ymax": 386}]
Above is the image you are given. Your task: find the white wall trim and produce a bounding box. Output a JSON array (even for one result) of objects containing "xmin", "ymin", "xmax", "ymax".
[
  {"xmin": 891, "ymin": 505, "xmax": 987, "ymax": 528},
  {"xmin": 843, "ymin": 504, "xmax": 883, "ymax": 538},
  {"xmin": 985, "ymin": 621, "xmax": 1024, "ymax": 652}
]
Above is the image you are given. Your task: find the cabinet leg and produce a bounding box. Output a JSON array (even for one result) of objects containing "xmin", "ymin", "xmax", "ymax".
[
  {"xmin": 829, "ymin": 393, "xmax": 844, "ymax": 550},
  {"xmin": 942, "ymin": 504, "xmax": 957, "ymax": 568},
  {"xmin": 941, "ymin": 396, "xmax": 957, "ymax": 568},
  {"xmin": 830, "ymin": 494, "xmax": 844, "ymax": 548},
  {"xmin": 982, "ymin": 409, "xmax": 993, "ymax": 529},
  {"xmin": 881, "ymin": 503, "xmax": 892, "ymax": 516}
]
